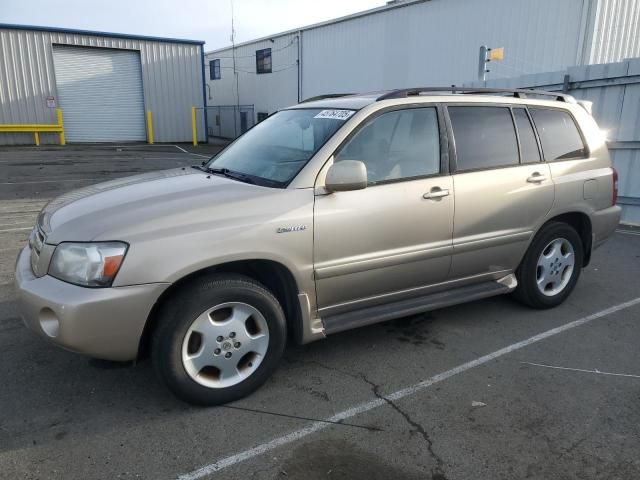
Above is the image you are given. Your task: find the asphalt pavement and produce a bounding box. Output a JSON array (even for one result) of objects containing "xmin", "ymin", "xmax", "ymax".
[{"xmin": 0, "ymin": 145, "xmax": 639, "ymax": 480}]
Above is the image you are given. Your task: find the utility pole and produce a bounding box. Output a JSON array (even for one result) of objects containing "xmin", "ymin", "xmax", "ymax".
[{"xmin": 231, "ymin": 0, "xmax": 239, "ymax": 138}]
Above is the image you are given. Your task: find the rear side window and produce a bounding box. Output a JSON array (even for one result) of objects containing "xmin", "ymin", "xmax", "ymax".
[
  {"xmin": 529, "ymin": 108, "xmax": 587, "ymax": 161},
  {"xmin": 513, "ymin": 108, "xmax": 541, "ymax": 163},
  {"xmin": 449, "ymin": 106, "xmax": 519, "ymax": 171}
]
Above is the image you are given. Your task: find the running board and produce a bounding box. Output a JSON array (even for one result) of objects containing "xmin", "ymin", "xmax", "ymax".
[{"xmin": 323, "ymin": 278, "xmax": 515, "ymax": 335}]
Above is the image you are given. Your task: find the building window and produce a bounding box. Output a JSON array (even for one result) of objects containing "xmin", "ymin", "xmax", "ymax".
[
  {"xmin": 256, "ymin": 48, "xmax": 272, "ymax": 74},
  {"xmin": 215, "ymin": 114, "xmax": 220, "ymax": 126},
  {"xmin": 257, "ymin": 112, "xmax": 269, "ymax": 123},
  {"xmin": 210, "ymin": 59, "xmax": 221, "ymax": 80}
]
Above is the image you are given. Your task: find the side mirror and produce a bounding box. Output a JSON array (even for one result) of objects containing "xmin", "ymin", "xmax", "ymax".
[{"xmin": 325, "ymin": 160, "xmax": 368, "ymax": 192}]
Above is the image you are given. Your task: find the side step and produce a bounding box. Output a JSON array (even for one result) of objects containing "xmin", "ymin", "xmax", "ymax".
[{"xmin": 323, "ymin": 279, "xmax": 513, "ymax": 335}]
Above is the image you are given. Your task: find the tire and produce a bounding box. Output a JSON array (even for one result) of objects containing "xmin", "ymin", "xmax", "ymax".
[
  {"xmin": 151, "ymin": 274, "xmax": 287, "ymax": 405},
  {"xmin": 513, "ymin": 222, "xmax": 584, "ymax": 309}
]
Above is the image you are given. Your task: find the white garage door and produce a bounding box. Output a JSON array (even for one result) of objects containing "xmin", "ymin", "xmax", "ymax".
[{"xmin": 52, "ymin": 45, "xmax": 146, "ymax": 143}]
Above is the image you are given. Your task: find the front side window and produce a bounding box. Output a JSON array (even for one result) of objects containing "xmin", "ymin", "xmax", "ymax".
[
  {"xmin": 449, "ymin": 106, "xmax": 519, "ymax": 172},
  {"xmin": 256, "ymin": 48, "xmax": 272, "ymax": 74},
  {"xmin": 334, "ymin": 107, "xmax": 440, "ymax": 184},
  {"xmin": 207, "ymin": 109, "xmax": 350, "ymax": 187},
  {"xmin": 210, "ymin": 59, "xmax": 221, "ymax": 80},
  {"xmin": 529, "ymin": 108, "xmax": 587, "ymax": 161}
]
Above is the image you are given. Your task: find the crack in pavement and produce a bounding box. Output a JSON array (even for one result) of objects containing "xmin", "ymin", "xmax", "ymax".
[
  {"xmin": 221, "ymin": 404, "xmax": 382, "ymax": 432},
  {"xmin": 360, "ymin": 373, "xmax": 448, "ymax": 480}
]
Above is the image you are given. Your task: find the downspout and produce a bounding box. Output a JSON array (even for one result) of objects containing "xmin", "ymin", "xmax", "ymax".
[{"xmin": 200, "ymin": 44, "xmax": 209, "ymax": 143}]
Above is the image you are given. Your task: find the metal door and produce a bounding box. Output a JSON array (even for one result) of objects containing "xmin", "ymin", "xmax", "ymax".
[{"xmin": 52, "ymin": 45, "xmax": 146, "ymax": 142}]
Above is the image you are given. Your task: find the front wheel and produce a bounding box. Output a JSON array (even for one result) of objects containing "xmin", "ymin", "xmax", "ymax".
[
  {"xmin": 513, "ymin": 222, "xmax": 584, "ymax": 309},
  {"xmin": 151, "ymin": 274, "xmax": 287, "ymax": 405}
]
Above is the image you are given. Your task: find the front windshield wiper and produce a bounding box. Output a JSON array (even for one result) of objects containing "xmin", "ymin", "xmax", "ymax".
[
  {"xmin": 205, "ymin": 167, "xmax": 256, "ymax": 185},
  {"xmin": 191, "ymin": 164, "xmax": 284, "ymax": 188}
]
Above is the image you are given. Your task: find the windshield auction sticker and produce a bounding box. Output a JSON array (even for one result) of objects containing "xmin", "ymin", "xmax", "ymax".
[{"xmin": 314, "ymin": 109, "xmax": 355, "ymax": 120}]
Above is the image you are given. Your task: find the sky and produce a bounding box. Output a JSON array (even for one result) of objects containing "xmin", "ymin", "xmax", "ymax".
[{"xmin": 1, "ymin": 0, "xmax": 386, "ymax": 50}]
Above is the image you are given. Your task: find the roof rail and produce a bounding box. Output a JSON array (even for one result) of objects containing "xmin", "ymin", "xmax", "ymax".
[
  {"xmin": 377, "ymin": 87, "xmax": 576, "ymax": 103},
  {"xmin": 300, "ymin": 93, "xmax": 354, "ymax": 103}
]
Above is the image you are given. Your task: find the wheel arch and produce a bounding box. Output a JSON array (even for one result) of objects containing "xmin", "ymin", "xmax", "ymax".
[
  {"xmin": 539, "ymin": 211, "xmax": 593, "ymax": 266},
  {"xmin": 138, "ymin": 259, "xmax": 304, "ymax": 360}
]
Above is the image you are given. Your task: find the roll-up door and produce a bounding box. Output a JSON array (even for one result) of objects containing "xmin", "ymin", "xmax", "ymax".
[{"xmin": 52, "ymin": 45, "xmax": 146, "ymax": 142}]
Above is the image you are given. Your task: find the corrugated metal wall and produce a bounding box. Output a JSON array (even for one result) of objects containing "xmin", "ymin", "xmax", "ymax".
[
  {"xmin": 465, "ymin": 58, "xmax": 640, "ymax": 225},
  {"xmin": 586, "ymin": 0, "xmax": 640, "ymax": 64},
  {"xmin": 205, "ymin": 0, "xmax": 640, "ymax": 139},
  {"xmin": 301, "ymin": 0, "xmax": 590, "ymax": 98},
  {"xmin": 0, "ymin": 26, "xmax": 205, "ymax": 144}
]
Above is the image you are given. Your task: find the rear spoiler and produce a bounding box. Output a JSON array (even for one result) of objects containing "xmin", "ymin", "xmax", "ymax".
[{"xmin": 577, "ymin": 100, "xmax": 593, "ymax": 115}]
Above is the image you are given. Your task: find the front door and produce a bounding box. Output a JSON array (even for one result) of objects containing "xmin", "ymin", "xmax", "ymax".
[
  {"xmin": 313, "ymin": 106, "xmax": 454, "ymax": 316},
  {"xmin": 447, "ymin": 105, "xmax": 554, "ymax": 279}
]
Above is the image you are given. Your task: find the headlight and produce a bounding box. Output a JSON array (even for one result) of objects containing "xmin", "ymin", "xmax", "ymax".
[{"xmin": 49, "ymin": 242, "xmax": 128, "ymax": 287}]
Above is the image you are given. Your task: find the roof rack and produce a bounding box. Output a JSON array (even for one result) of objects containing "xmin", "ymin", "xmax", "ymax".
[
  {"xmin": 300, "ymin": 93, "xmax": 354, "ymax": 103},
  {"xmin": 377, "ymin": 87, "xmax": 576, "ymax": 103}
]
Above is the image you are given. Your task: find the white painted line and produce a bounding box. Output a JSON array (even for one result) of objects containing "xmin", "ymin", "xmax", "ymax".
[
  {"xmin": 0, "ymin": 227, "xmax": 32, "ymax": 233},
  {"xmin": 521, "ymin": 362, "xmax": 640, "ymax": 379},
  {"xmin": 616, "ymin": 229, "xmax": 640, "ymax": 236},
  {"xmin": 0, "ymin": 179, "xmax": 94, "ymax": 185},
  {"xmin": 177, "ymin": 296, "xmax": 640, "ymax": 480},
  {"xmin": 190, "ymin": 152, "xmax": 212, "ymax": 158}
]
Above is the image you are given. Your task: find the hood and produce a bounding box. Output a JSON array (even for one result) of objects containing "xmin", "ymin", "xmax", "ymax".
[{"xmin": 40, "ymin": 168, "xmax": 288, "ymax": 244}]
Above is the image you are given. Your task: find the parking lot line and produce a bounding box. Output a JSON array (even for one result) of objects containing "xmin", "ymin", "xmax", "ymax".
[
  {"xmin": 0, "ymin": 227, "xmax": 32, "ymax": 233},
  {"xmin": 616, "ymin": 229, "xmax": 640, "ymax": 236},
  {"xmin": 0, "ymin": 179, "xmax": 96, "ymax": 185},
  {"xmin": 178, "ymin": 296, "xmax": 640, "ymax": 480}
]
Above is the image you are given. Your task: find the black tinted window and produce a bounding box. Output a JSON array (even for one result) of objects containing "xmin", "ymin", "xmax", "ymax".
[
  {"xmin": 449, "ymin": 107, "xmax": 519, "ymax": 171},
  {"xmin": 513, "ymin": 108, "xmax": 540, "ymax": 163},
  {"xmin": 335, "ymin": 107, "xmax": 440, "ymax": 184},
  {"xmin": 530, "ymin": 108, "xmax": 587, "ymax": 161}
]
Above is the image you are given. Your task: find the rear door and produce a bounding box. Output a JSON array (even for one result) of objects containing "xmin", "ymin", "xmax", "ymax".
[{"xmin": 447, "ymin": 105, "xmax": 554, "ymax": 280}]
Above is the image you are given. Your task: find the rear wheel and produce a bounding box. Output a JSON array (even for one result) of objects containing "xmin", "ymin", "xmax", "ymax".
[
  {"xmin": 513, "ymin": 222, "xmax": 583, "ymax": 309},
  {"xmin": 152, "ymin": 274, "xmax": 287, "ymax": 405}
]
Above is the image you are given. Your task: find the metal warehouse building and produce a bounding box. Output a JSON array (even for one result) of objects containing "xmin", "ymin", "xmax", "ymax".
[
  {"xmin": 206, "ymin": 0, "xmax": 640, "ymax": 138},
  {"xmin": 0, "ymin": 24, "xmax": 207, "ymax": 145}
]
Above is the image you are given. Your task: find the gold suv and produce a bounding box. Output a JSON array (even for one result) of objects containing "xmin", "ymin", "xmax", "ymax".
[{"xmin": 15, "ymin": 88, "xmax": 621, "ymax": 405}]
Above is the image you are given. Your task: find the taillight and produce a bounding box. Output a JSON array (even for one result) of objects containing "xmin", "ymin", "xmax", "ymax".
[{"xmin": 611, "ymin": 167, "xmax": 618, "ymax": 205}]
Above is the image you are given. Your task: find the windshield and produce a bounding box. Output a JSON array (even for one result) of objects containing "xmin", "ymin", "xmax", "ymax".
[{"xmin": 206, "ymin": 108, "xmax": 354, "ymax": 187}]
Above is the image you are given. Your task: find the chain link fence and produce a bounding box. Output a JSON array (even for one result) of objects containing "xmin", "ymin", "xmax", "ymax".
[{"xmin": 205, "ymin": 105, "xmax": 255, "ymax": 140}]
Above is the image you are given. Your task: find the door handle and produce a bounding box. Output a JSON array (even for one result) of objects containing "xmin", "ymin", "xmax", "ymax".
[
  {"xmin": 423, "ymin": 188, "xmax": 450, "ymax": 200},
  {"xmin": 527, "ymin": 172, "xmax": 548, "ymax": 183}
]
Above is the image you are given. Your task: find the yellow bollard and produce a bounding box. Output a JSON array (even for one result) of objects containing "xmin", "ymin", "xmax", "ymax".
[
  {"xmin": 147, "ymin": 111, "xmax": 154, "ymax": 144},
  {"xmin": 192, "ymin": 106, "xmax": 198, "ymax": 146},
  {"xmin": 56, "ymin": 109, "xmax": 66, "ymax": 145},
  {"xmin": 34, "ymin": 132, "xmax": 40, "ymax": 146}
]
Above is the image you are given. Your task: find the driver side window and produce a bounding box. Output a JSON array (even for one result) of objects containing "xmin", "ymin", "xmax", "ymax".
[{"xmin": 334, "ymin": 107, "xmax": 440, "ymax": 184}]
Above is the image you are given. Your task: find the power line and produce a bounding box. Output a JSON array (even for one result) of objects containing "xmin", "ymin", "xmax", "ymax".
[
  {"xmin": 211, "ymin": 39, "xmax": 296, "ymax": 59},
  {"xmin": 220, "ymin": 62, "xmax": 298, "ymax": 74}
]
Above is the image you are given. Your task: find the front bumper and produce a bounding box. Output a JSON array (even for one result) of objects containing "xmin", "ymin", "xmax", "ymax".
[{"xmin": 14, "ymin": 246, "xmax": 170, "ymax": 361}]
